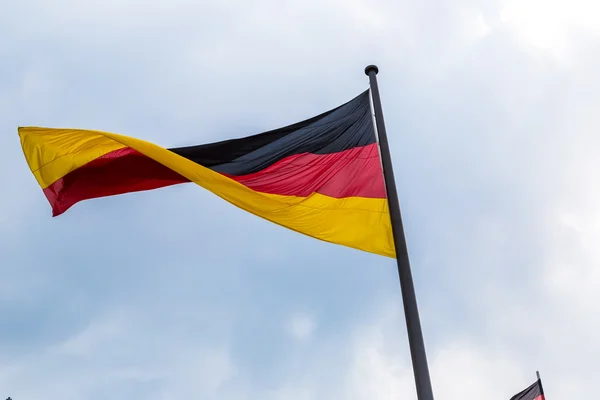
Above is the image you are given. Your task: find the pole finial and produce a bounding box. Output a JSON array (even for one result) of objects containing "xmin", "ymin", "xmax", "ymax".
[{"xmin": 365, "ymin": 65, "xmax": 379, "ymax": 75}]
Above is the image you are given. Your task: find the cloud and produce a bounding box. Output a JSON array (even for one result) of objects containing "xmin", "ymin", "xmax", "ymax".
[
  {"xmin": 500, "ymin": 0, "xmax": 600, "ymax": 58},
  {"xmin": 286, "ymin": 313, "xmax": 317, "ymax": 341}
]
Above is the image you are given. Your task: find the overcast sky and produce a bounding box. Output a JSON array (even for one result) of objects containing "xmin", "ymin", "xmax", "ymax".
[{"xmin": 1, "ymin": 0, "xmax": 599, "ymax": 398}]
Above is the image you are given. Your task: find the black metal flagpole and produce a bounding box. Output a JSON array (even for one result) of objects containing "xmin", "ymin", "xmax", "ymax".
[
  {"xmin": 365, "ymin": 65, "xmax": 435, "ymax": 400},
  {"xmin": 536, "ymin": 371, "xmax": 545, "ymax": 397}
]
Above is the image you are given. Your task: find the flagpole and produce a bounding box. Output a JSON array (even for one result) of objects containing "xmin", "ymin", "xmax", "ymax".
[
  {"xmin": 536, "ymin": 371, "xmax": 545, "ymax": 397},
  {"xmin": 365, "ymin": 64, "xmax": 435, "ymax": 400}
]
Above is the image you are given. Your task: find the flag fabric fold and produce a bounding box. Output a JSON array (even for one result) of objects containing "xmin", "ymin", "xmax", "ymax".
[
  {"xmin": 510, "ymin": 379, "xmax": 545, "ymax": 400},
  {"xmin": 19, "ymin": 90, "xmax": 395, "ymax": 258}
]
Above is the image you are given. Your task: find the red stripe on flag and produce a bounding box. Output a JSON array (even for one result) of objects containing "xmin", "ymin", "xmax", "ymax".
[
  {"xmin": 43, "ymin": 147, "xmax": 187, "ymax": 216},
  {"xmin": 43, "ymin": 143, "xmax": 385, "ymax": 216},
  {"xmin": 223, "ymin": 143, "xmax": 386, "ymax": 198}
]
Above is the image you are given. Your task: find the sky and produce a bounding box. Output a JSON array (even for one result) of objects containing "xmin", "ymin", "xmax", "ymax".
[{"xmin": 1, "ymin": 0, "xmax": 599, "ymax": 398}]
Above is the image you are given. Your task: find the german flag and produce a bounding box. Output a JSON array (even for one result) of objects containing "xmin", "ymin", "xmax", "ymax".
[
  {"xmin": 510, "ymin": 379, "xmax": 545, "ymax": 400},
  {"xmin": 18, "ymin": 90, "xmax": 394, "ymax": 258}
]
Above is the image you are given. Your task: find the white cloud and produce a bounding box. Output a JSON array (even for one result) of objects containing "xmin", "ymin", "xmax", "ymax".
[
  {"xmin": 500, "ymin": 0, "xmax": 600, "ymax": 58},
  {"xmin": 47, "ymin": 309, "xmax": 129, "ymax": 357},
  {"xmin": 286, "ymin": 313, "xmax": 317, "ymax": 341}
]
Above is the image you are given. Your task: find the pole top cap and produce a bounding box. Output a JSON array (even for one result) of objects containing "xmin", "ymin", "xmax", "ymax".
[{"xmin": 365, "ymin": 65, "xmax": 379, "ymax": 75}]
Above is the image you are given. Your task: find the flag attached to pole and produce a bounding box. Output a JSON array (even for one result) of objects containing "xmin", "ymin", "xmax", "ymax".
[
  {"xmin": 510, "ymin": 379, "xmax": 545, "ymax": 400},
  {"xmin": 19, "ymin": 90, "xmax": 395, "ymax": 258}
]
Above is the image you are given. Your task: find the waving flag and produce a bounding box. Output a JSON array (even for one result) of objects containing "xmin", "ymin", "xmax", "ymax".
[
  {"xmin": 19, "ymin": 90, "xmax": 394, "ymax": 257},
  {"xmin": 510, "ymin": 379, "xmax": 545, "ymax": 400}
]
